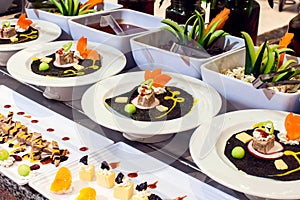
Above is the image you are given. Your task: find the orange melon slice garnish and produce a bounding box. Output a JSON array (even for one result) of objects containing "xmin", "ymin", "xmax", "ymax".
[
  {"xmin": 77, "ymin": 36, "xmax": 100, "ymax": 60},
  {"xmin": 50, "ymin": 167, "xmax": 72, "ymax": 194},
  {"xmin": 285, "ymin": 112, "xmax": 300, "ymax": 140},
  {"xmin": 144, "ymin": 68, "xmax": 171, "ymax": 87},
  {"xmin": 17, "ymin": 13, "xmax": 32, "ymax": 29},
  {"xmin": 76, "ymin": 187, "xmax": 96, "ymax": 200},
  {"xmin": 153, "ymin": 74, "xmax": 172, "ymax": 87}
]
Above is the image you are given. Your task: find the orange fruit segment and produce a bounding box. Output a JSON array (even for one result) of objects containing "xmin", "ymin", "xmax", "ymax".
[
  {"xmin": 50, "ymin": 167, "xmax": 72, "ymax": 194},
  {"xmin": 76, "ymin": 187, "xmax": 96, "ymax": 200},
  {"xmin": 285, "ymin": 112, "xmax": 300, "ymax": 140}
]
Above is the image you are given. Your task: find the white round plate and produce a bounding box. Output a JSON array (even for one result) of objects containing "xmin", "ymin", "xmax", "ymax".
[
  {"xmin": 81, "ymin": 71, "xmax": 222, "ymax": 136},
  {"xmin": 7, "ymin": 40, "xmax": 126, "ymax": 87},
  {"xmin": 189, "ymin": 109, "xmax": 300, "ymax": 200},
  {"xmin": 0, "ymin": 19, "xmax": 61, "ymax": 51}
]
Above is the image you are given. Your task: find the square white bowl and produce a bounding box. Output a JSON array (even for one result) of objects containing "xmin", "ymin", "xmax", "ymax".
[
  {"xmin": 201, "ymin": 47, "xmax": 300, "ymax": 113},
  {"xmin": 68, "ymin": 9, "xmax": 164, "ymax": 67},
  {"xmin": 25, "ymin": 1, "xmax": 123, "ymax": 36},
  {"xmin": 130, "ymin": 29, "xmax": 245, "ymax": 79}
]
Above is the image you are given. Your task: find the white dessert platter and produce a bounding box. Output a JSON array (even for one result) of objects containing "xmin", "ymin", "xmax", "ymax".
[
  {"xmin": 0, "ymin": 19, "xmax": 61, "ymax": 66},
  {"xmin": 29, "ymin": 142, "xmax": 238, "ymax": 200},
  {"xmin": 0, "ymin": 85, "xmax": 113, "ymax": 185},
  {"xmin": 189, "ymin": 109, "xmax": 300, "ymax": 200},
  {"xmin": 7, "ymin": 40, "xmax": 126, "ymax": 101},
  {"xmin": 81, "ymin": 71, "xmax": 222, "ymax": 143},
  {"xmin": 25, "ymin": 1, "xmax": 123, "ymax": 38}
]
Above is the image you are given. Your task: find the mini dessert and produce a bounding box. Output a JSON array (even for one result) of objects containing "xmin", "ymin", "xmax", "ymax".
[
  {"xmin": 132, "ymin": 182, "xmax": 151, "ymax": 200},
  {"xmin": 76, "ymin": 187, "xmax": 96, "ymax": 200},
  {"xmin": 50, "ymin": 166, "xmax": 72, "ymax": 194},
  {"xmin": 0, "ymin": 14, "xmax": 38, "ymax": 44},
  {"xmin": 79, "ymin": 155, "xmax": 95, "ymax": 181},
  {"xmin": 96, "ymin": 160, "xmax": 115, "ymax": 188},
  {"xmin": 105, "ymin": 68, "xmax": 195, "ymax": 121},
  {"xmin": 31, "ymin": 36, "xmax": 101, "ymax": 78},
  {"xmin": 113, "ymin": 172, "xmax": 134, "ymax": 200}
]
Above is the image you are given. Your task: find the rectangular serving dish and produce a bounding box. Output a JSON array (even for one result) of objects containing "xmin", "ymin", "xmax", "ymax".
[
  {"xmin": 0, "ymin": 85, "xmax": 113, "ymax": 185},
  {"xmin": 29, "ymin": 142, "xmax": 238, "ymax": 200}
]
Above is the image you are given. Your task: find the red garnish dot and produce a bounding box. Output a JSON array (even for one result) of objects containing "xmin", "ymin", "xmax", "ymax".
[
  {"xmin": 17, "ymin": 112, "xmax": 25, "ymax": 115},
  {"xmin": 40, "ymin": 156, "xmax": 52, "ymax": 165},
  {"xmin": 174, "ymin": 195, "xmax": 187, "ymax": 200},
  {"xmin": 79, "ymin": 147, "xmax": 88, "ymax": 151},
  {"xmin": 256, "ymin": 129, "xmax": 268, "ymax": 138},
  {"xmin": 4, "ymin": 105, "xmax": 11, "ymax": 108},
  {"xmin": 109, "ymin": 161, "xmax": 120, "ymax": 169},
  {"xmin": 62, "ymin": 137, "xmax": 70, "ymax": 141},
  {"xmin": 31, "ymin": 119, "xmax": 38, "ymax": 123},
  {"xmin": 127, "ymin": 171, "xmax": 138, "ymax": 178},
  {"xmin": 10, "ymin": 155, "xmax": 22, "ymax": 161},
  {"xmin": 47, "ymin": 128, "xmax": 55, "ymax": 132},
  {"xmin": 24, "ymin": 115, "xmax": 31, "ymax": 118},
  {"xmin": 30, "ymin": 164, "xmax": 40, "ymax": 170},
  {"xmin": 148, "ymin": 181, "xmax": 158, "ymax": 189}
]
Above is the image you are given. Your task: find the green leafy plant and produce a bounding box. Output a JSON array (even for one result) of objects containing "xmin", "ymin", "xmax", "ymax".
[
  {"xmin": 241, "ymin": 31, "xmax": 300, "ymax": 83},
  {"xmin": 49, "ymin": 0, "xmax": 102, "ymax": 16},
  {"xmin": 161, "ymin": 9, "xmax": 229, "ymax": 49}
]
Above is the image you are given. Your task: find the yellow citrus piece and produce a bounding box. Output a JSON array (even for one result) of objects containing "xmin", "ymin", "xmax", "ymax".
[
  {"xmin": 50, "ymin": 167, "xmax": 72, "ymax": 194},
  {"xmin": 76, "ymin": 187, "xmax": 96, "ymax": 200}
]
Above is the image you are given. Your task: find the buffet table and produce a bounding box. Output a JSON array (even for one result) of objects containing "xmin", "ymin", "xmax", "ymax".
[
  {"xmin": 0, "ymin": 6, "xmax": 290, "ymax": 200},
  {"xmin": 0, "ymin": 64, "xmax": 251, "ymax": 200}
]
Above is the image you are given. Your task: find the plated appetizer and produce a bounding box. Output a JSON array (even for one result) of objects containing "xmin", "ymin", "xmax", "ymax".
[
  {"xmin": 31, "ymin": 36, "xmax": 101, "ymax": 77},
  {"xmin": 225, "ymin": 112, "xmax": 300, "ymax": 181},
  {"xmin": 0, "ymin": 14, "xmax": 38, "ymax": 44},
  {"xmin": 79, "ymin": 155, "xmax": 95, "ymax": 181},
  {"xmin": 105, "ymin": 68, "xmax": 195, "ymax": 121}
]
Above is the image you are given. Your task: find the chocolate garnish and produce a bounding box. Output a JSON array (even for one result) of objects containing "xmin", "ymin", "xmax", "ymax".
[
  {"xmin": 79, "ymin": 155, "xmax": 88, "ymax": 165},
  {"xmin": 101, "ymin": 161, "xmax": 110, "ymax": 170},
  {"xmin": 115, "ymin": 172, "xmax": 124, "ymax": 184}
]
